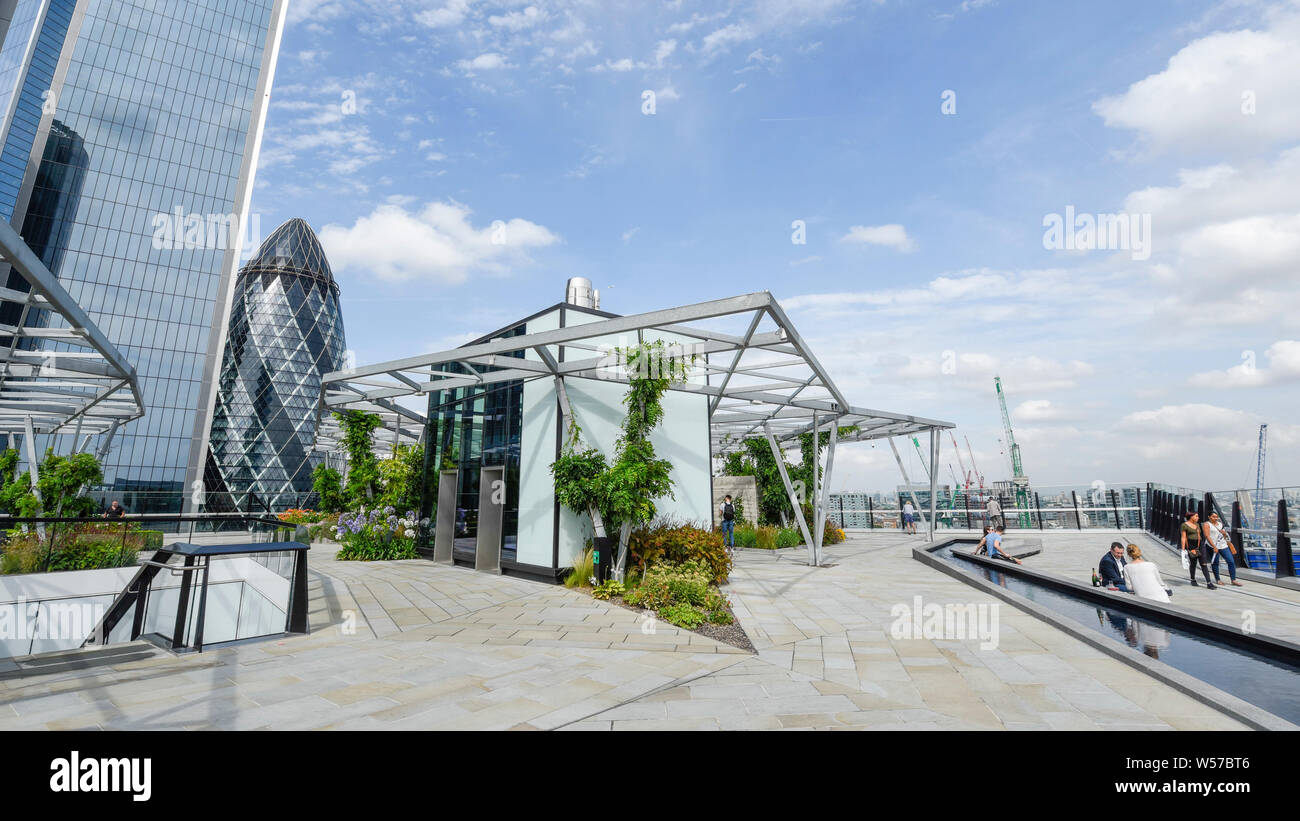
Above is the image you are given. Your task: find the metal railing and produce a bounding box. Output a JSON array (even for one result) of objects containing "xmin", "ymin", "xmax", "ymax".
[
  {"xmin": 0, "ymin": 513, "xmax": 290, "ymax": 576},
  {"xmin": 829, "ymin": 487, "xmax": 1147, "ymax": 532},
  {"xmin": 1146, "ymin": 487, "xmax": 1294, "ymax": 578}
]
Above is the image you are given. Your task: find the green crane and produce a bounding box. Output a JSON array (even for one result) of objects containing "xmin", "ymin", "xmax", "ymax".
[{"xmin": 994, "ymin": 375, "xmax": 1032, "ymax": 527}]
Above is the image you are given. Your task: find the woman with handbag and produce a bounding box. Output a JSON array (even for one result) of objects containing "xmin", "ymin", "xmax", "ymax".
[
  {"xmin": 1180, "ymin": 511, "xmax": 1216, "ymax": 589},
  {"xmin": 1203, "ymin": 511, "xmax": 1242, "ymax": 586}
]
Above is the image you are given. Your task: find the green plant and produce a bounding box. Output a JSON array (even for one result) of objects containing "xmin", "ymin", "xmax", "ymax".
[
  {"xmin": 312, "ymin": 464, "xmax": 345, "ymax": 512},
  {"xmin": 332, "ymin": 506, "xmax": 424, "ymax": 561},
  {"xmin": 775, "ymin": 526, "xmax": 802, "ymax": 548},
  {"xmin": 549, "ymin": 340, "xmax": 694, "ymax": 579},
  {"xmin": 0, "ymin": 448, "xmax": 104, "ymax": 518},
  {"xmin": 378, "ymin": 444, "xmax": 426, "ymax": 513},
  {"xmin": 628, "ymin": 519, "xmax": 732, "ymax": 584},
  {"xmin": 566, "ymin": 546, "xmax": 595, "ymax": 589},
  {"xmin": 719, "ymin": 426, "xmax": 858, "ymax": 526},
  {"xmin": 0, "ymin": 523, "xmax": 160, "ymax": 575},
  {"xmin": 659, "ymin": 601, "xmax": 706, "ymax": 630},
  {"xmin": 335, "ymin": 410, "xmax": 383, "ymax": 506},
  {"xmin": 592, "ymin": 579, "xmax": 625, "ymax": 600}
]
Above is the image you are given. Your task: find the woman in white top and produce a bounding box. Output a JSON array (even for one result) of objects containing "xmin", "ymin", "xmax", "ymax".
[
  {"xmin": 1122, "ymin": 544, "xmax": 1170, "ymax": 603},
  {"xmin": 1202, "ymin": 512, "xmax": 1243, "ymax": 586}
]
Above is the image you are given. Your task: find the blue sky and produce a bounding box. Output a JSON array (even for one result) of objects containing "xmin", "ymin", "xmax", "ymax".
[{"xmin": 249, "ymin": 0, "xmax": 1300, "ymax": 493}]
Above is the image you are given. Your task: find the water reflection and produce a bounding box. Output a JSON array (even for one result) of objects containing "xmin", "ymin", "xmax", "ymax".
[{"xmin": 941, "ymin": 546, "xmax": 1300, "ymax": 724}]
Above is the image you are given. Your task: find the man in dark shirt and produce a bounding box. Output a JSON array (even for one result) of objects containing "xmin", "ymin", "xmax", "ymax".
[
  {"xmin": 1099, "ymin": 541, "xmax": 1127, "ymax": 591},
  {"xmin": 106, "ymin": 500, "xmax": 126, "ymax": 518}
]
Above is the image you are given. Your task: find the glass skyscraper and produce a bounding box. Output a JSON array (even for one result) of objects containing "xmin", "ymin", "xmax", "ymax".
[
  {"xmin": 0, "ymin": 0, "xmax": 288, "ymax": 512},
  {"xmin": 206, "ymin": 218, "xmax": 346, "ymax": 512}
]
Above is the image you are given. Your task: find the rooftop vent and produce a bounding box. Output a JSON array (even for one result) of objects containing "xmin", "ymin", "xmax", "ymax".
[{"xmin": 565, "ymin": 277, "xmax": 599, "ymax": 309}]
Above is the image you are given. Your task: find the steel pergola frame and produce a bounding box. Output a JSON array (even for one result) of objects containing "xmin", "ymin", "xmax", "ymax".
[
  {"xmin": 0, "ymin": 219, "xmax": 143, "ymax": 444},
  {"xmin": 319, "ymin": 291, "xmax": 954, "ymax": 565}
]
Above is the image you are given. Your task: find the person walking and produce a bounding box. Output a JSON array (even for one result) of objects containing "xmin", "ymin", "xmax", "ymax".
[
  {"xmin": 1122, "ymin": 544, "xmax": 1170, "ymax": 603},
  {"xmin": 902, "ymin": 500, "xmax": 917, "ymax": 535},
  {"xmin": 1203, "ymin": 511, "xmax": 1242, "ymax": 587},
  {"xmin": 718, "ymin": 494, "xmax": 736, "ymax": 550},
  {"xmin": 1181, "ymin": 511, "xmax": 1216, "ymax": 589},
  {"xmin": 985, "ymin": 496, "xmax": 1004, "ymax": 529}
]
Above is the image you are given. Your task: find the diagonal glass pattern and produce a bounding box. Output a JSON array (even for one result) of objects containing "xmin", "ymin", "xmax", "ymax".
[{"xmin": 207, "ymin": 218, "xmax": 346, "ymax": 512}]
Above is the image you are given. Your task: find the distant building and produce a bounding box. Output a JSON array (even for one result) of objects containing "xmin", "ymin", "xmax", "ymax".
[{"xmin": 205, "ymin": 219, "xmax": 346, "ymax": 512}]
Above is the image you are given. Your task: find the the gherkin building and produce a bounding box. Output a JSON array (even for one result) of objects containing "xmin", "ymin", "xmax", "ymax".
[{"xmin": 205, "ymin": 218, "xmax": 346, "ymax": 512}]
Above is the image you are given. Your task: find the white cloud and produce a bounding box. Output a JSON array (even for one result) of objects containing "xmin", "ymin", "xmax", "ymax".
[
  {"xmin": 1117, "ymin": 403, "xmax": 1254, "ymax": 437},
  {"xmin": 1189, "ymin": 340, "xmax": 1300, "ymax": 388},
  {"xmin": 654, "ymin": 39, "xmax": 677, "ymax": 66},
  {"xmin": 1014, "ymin": 399, "xmax": 1079, "ymax": 423},
  {"xmin": 457, "ymin": 53, "xmax": 514, "ymax": 73},
  {"xmin": 841, "ymin": 223, "xmax": 914, "ymax": 252},
  {"xmin": 730, "ymin": 82, "xmax": 747, "ymax": 93},
  {"xmin": 319, "ymin": 201, "xmax": 560, "ymax": 283},
  {"xmin": 621, "ymin": 226, "xmax": 640, "ymax": 243},
  {"xmin": 489, "ymin": 5, "xmax": 545, "ymax": 30},
  {"xmin": 699, "ymin": 23, "xmax": 756, "ymax": 60},
  {"xmin": 1092, "ymin": 9, "xmax": 1300, "ymax": 155},
  {"xmin": 417, "ymin": 0, "xmax": 473, "ymax": 29}
]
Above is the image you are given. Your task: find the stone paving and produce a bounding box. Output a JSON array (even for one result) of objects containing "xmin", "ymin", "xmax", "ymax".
[{"xmin": 0, "ymin": 533, "xmax": 1256, "ymax": 730}]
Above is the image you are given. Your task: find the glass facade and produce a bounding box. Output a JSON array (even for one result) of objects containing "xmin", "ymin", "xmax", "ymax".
[
  {"xmin": 423, "ymin": 326, "xmax": 524, "ymax": 563},
  {"xmin": 206, "ymin": 218, "xmax": 345, "ymax": 512},
  {"xmin": 0, "ymin": 0, "xmax": 282, "ymax": 512}
]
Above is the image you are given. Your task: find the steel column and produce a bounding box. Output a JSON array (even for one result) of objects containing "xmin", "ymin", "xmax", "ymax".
[{"xmin": 764, "ymin": 425, "xmax": 814, "ymax": 565}]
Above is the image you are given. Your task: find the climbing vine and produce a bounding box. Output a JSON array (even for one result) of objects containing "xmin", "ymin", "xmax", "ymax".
[
  {"xmin": 550, "ymin": 340, "xmax": 695, "ymax": 576},
  {"xmin": 334, "ymin": 409, "xmax": 383, "ymax": 505}
]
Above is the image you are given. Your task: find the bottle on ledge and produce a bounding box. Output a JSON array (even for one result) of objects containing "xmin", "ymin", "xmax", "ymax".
[{"xmin": 1091, "ymin": 567, "xmax": 1100, "ymax": 587}]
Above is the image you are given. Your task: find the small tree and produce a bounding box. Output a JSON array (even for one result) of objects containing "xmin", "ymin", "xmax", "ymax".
[
  {"xmin": 312, "ymin": 463, "xmax": 345, "ymax": 512},
  {"xmin": 335, "ymin": 410, "xmax": 383, "ymax": 507}
]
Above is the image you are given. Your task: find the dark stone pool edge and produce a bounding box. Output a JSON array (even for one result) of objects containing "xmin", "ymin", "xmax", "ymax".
[{"xmin": 913, "ymin": 537, "xmax": 1298, "ymax": 732}]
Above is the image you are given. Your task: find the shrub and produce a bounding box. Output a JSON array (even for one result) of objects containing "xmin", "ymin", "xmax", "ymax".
[
  {"xmin": 311, "ymin": 464, "xmax": 346, "ymax": 513},
  {"xmin": 732, "ymin": 523, "xmax": 757, "ymax": 548},
  {"xmin": 628, "ymin": 519, "xmax": 732, "ymax": 585},
  {"xmin": 592, "ymin": 579, "xmax": 624, "ymax": 600},
  {"xmin": 775, "ymin": 526, "xmax": 802, "ymax": 548},
  {"xmin": 277, "ymin": 509, "xmax": 319, "ymax": 526},
  {"xmin": 333, "ymin": 506, "xmax": 424, "ymax": 561},
  {"xmin": 823, "ymin": 521, "xmax": 846, "ymax": 545},
  {"xmin": 565, "ymin": 547, "xmax": 595, "ymax": 589},
  {"xmin": 0, "ymin": 523, "xmax": 159, "ymax": 574},
  {"xmin": 618, "ymin": 559, "xmax": 734, "ymax": 629},
  {"xmin": 659, "ymin": 601, "xmax": 706, "ymax": 630}
]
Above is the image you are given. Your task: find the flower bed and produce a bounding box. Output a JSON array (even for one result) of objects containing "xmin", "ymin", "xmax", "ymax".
[{"xmin": 333, "ymin": 506, "xmax": 426, "ymax": 561}]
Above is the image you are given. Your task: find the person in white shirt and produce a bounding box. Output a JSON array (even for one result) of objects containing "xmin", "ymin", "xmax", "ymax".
[
  {"xmin": 1121, "ymin": 544, "xmax": 1170, "ymax": 603},
  {"xmin": 902, "ymin": 500, "xmax": 917, "ymax": 535},
  {"xmin": 1202, "ymin": 512, "xmax": 1242, "ymax": 586}
]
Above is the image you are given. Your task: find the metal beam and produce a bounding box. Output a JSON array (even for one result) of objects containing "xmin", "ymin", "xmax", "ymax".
[{"xmin": 765, "ymin": 424, "xmax": 814, "ymax": 566}]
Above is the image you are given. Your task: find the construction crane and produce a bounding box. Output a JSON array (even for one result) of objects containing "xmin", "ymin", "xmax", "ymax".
[
  {"xmin": 994, "ymin": 376, "xmax": 1032, "ymax": 527},
  {"xmin": 964, "ymin": 434, "xmax": 985, "ymax": 506},
  {"xmin": 950, "ymin": 431, "xmax": 971, "ymax": 489}
]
